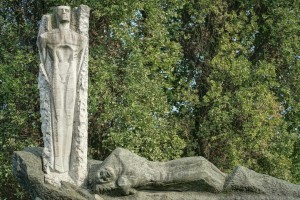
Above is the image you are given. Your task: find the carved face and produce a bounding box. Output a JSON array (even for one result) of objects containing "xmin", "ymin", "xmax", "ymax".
[
  {"xmin": 95, "ymin": 167, "xmax": 117, "ymax": 192},
  {"xmin": 56, "ymin": 6, "xmax": 71, "ymax": 23}
]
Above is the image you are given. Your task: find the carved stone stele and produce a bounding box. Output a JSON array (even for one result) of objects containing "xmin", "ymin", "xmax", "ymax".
[{"xmin": 37, "ymin": 5, "xmax": 90, "ymax": 186}]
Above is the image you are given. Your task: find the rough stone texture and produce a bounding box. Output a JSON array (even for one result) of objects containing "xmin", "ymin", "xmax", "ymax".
[
  {"xmin": 89, "ymin": 148, "xmax": 227, "ymax": 195},
  {"xmin": 224, "ymin": 166, "xmax": 300, "ymax": 197},
  {"xmin": 90, "ymin": 148, "xmax": 300, "ymax": 199},
  {"xmin": 13, "ymin": 147, "xmax": 96, "ymax": 200},
  {"xmin": 37, "ymin": 5, "xmax": 90, "ymax": 186},
  {"xmin": 13, "ymin": 147, "xmax": 300, "ymax": 200},
  {"xmin": 100, "ymin": 191, "xmax": 300, "ymax": 200}
]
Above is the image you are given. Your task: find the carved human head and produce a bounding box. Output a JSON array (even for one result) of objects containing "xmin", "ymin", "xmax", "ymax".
[
  {"xmin": 93, "ymin": 167, "xmax": 117, "ymax": 193},
  {"xmin": 56, "ymin": 6, "xmax": 71, "ymax": 23}
]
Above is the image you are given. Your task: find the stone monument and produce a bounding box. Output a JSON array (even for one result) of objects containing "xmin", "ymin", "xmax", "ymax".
[
  {"xmin": 89, "ymin": 148, "xmax": 300, "ymax": 198},
  {"xmin": 37, "ymin": 5, "xmax": 90, "ymax": 186},
  {"xmin": 13, "ymin": 147, "xmax": 300, "ymax": 200},
  {"xmin": 12, "ymin": 4, "xmax": 300, "ymax": 200}
]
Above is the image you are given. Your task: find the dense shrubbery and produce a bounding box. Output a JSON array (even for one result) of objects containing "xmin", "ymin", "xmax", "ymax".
[{"xmin": 0, "ymin": 0, "xmax": 299, "ymax": 199}]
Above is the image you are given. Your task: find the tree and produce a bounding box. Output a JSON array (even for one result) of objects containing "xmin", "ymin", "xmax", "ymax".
[
  {"xmin": 85, "ymin": 0, "xmax": 187, "ymax": 161},
  {"xmin": 172, "ymin": 0, "xmax": 299, "ymax": 181}
]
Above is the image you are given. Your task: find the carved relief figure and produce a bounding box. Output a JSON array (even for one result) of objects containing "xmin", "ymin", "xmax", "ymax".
[
  {"xmin": 38, "ymin": 6, "xmax": 87, "ymax": 173},
  {"xmin": 37, "ymin": 5, "xmax": 90, "ymax": 185},
  {"xmin": 89, "ymin": 148, "xmax": 300, "ymax": 198},
  {"xmin": 89, "ymin": 148, "xmax": 227, "ymax": 195}
]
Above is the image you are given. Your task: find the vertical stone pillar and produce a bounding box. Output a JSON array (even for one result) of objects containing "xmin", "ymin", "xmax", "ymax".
[{"xmin": 37, "ymin": 5, "xmax": 90, "ymax": 186}]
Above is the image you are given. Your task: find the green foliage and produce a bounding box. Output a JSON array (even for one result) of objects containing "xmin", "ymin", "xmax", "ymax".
[
  {"xmin": 87, "ymin": 0, "xmax": 186, "ymax": 161},
  {"xmin": 173, "ymin": 0, "xmax": 299, "ymax": 182},
  {"xmin": 0, "ymin": 2, "xmax": 41, "ymax": 198}
]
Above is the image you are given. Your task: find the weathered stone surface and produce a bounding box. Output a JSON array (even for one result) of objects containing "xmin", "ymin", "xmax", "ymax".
[
  {"xmin": 13, "ymin": 147, "xmax": 97, "ymax": 200},
  {"xmin": 37, "ymin": 5, "xmax": 90, "ymax": 186},
  {"xmin": 89, "ymin": 148, "xmax": 227, "ymax": 195},
  {"xmin": 13, "ymin": 147, "xmax": 300, "ymax": 200},
  {"xmin": 90, "ymin": 148, "xmax": 300, "ymax": 199},
  {"xmin": 100, "ymin": 191, "xmax": 300, "ymax": 200},
  {"xmin": 224, "ymin": 166, "xmax": 300, "ymax": 197}
]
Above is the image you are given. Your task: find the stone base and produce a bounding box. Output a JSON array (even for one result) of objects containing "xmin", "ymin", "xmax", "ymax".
[
  {"xmin": 13, "ymin": 147, "xmax": 96, "ymax": 200},
  {"xmin": 43, "ymin": 171, "xmax": 75, "ymax": 187},
  {"xmin": 101, "ymin": 191, "xmax": 297, "ymax": 200},
  {"xmin": 13, "ymin": 147, "xmax": 300, "ymax": 200}
]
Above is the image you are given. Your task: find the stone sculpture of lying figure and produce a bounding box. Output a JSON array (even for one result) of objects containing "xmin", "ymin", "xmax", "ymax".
[
  {"xmin": 89, "ymin": 148, "xmax": 226, "ymax": 195},
  {"xmin": 89, "ymin": 148, "xmax": 300, "ymax": 197}
]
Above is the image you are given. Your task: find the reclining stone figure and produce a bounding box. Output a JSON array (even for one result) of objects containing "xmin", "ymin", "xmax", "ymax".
[
  {"xmin": 13, "ymin": 147, "xmax": 300, "ymax": 199},
  {"xmin": 89, "ymin": 148, "xmax": 227, "ymax": 195},
  {"xmin": 89, "ymin": 148, "xmax": 300, "ymax": 198}
]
